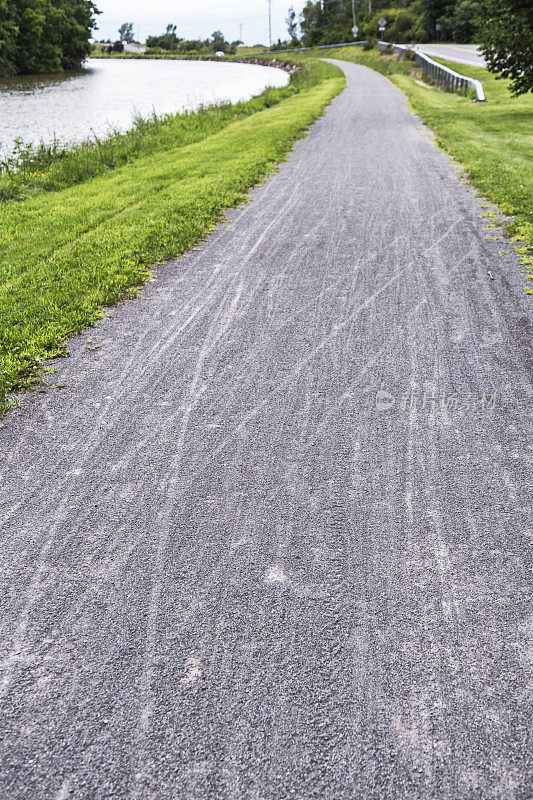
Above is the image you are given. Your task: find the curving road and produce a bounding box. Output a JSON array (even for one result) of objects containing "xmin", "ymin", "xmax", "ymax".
[
  {"xmin": 415, "ymin": 43, "xmax": 486, "ymax": 67},
  {"xmin": 0, "ymin": 60, "xmax": 531, "ymax": 799}
]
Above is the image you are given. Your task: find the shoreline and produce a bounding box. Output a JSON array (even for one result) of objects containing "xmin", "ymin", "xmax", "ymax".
[
  {"xmin": 88, "ymin": 51, "xmax": 301, "ymax": 76},
  {"xmin": 0, "ymin": 59, "xmax": 302, "ymax": 201}
]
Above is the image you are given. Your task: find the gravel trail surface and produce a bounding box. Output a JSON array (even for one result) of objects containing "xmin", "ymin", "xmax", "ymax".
[{"xmin": 0, "ymin": 60, "xmax": 531, "ymax": 799}]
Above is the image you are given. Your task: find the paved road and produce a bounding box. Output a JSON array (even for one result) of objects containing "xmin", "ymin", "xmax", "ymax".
[
  {"xmin": 0, "ymin": 60, "xmax": 531, "ymax": 799},
  {"xmin": 415, "ymin": 43, "xmax": 486, "ymax": 67}
]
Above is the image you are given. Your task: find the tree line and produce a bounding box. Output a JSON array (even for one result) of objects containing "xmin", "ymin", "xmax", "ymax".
[
  {"xmin": 144, "ymin": 25, "xmax": 241, "ymax": 56},
  {"xmin": 96, "ymin": 24, "xmax": 242, "ymax": 57},
  {"xmin": 291, "ymin": 0, "xmax": 482, "ymax": 46},
  {"xmin": 0, "ymin": 0, "xmax": 99, "ymax": 77},
  {"xmin": 282, "ymin": 0, "xmax": 532, "ymax": 95}
]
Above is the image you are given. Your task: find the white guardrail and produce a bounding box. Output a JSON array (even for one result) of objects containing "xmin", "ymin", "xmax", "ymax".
[
  {"xmin": 258, "ymin": 40, "xmax": 486, "ymax": 102},
  {"xmin": 378, "ymin": 41, "xmax": 486, "ymax": 101}
]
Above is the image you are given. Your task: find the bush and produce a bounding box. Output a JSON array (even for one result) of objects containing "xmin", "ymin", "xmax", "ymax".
[
  {"xmin": 480, "ymin": 0, "xmax": 533, "ymax": 95},
  {"xmin": 361, "ymin": 3, "xmax": 425, "ymax": 44}
]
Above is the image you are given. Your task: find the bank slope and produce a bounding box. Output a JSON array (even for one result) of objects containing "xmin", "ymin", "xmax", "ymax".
[{"xmin": 0, "ymin": 63, "xmax": 344, "ymax": 414}]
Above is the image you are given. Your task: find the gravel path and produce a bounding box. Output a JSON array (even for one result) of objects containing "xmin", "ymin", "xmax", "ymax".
[{"xmin": 0, "ymin": 60, "xmax": 531, "ymax": 800}]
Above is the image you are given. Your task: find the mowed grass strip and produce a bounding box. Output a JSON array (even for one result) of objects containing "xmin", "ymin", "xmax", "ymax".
[
  {"xmin": 315, "ymin": 47, "xmax": 533, "ymax": 289},
  {"xmin": 0, "ymin": 61, "xmax": 320, "ymax": 203},
  {"xmin": 0, "ymin": 62, "xmax": 344, "ymax": 413}
]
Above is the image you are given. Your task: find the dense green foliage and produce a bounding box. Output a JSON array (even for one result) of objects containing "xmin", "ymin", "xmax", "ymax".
[
  {"xmin": 286, "ymin": 7, "xmax": 300, "ymax": 46},
  {"xmin": 479, "ymin": 0, "xmax": 533, "ymax": 96},
  {"xmin": 0, "ymin": 60, "xmax": 313, "ymax": 202},
  {"xmin": 422, "ymin": 0, "xmax": 481, "ymax": 41},
  {"xmin": 0, "ymin": 0, "xmax": 99, "ymax": 77},
  {"xmin": 288, "ymin": 1, "xmax": 533, "ymax": 94},
  {"xmin": 145, "ymin": 25, "xmax": 241, "ymax": 56},
  {"xmin": 118, "ymin": 21, "xmax": 134, "ymax": 43},
  {"xmin": 145, "ymin": 23, "xmax": 181, "ymax": 51},
  {"xmin": 287, "ymin": 0, "xmax": 483, "ymax": 46},
  {"xmin": 0, "ymin": 60, "xmax": 344, "ymax": 413}
]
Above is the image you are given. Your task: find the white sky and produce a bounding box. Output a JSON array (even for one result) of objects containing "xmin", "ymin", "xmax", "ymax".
[{"xmin": 94, "ymin": 1, "xmax": 307, "ymax": 47}]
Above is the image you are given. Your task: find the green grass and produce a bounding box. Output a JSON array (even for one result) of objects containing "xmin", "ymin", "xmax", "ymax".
[
  {"xmin": 237, "ymin": 46, "xmax": 268, "ymax": 55},
  {"xmin": 0, "ymin": 61, "xmax": 306, "ymax": 203},
  {"xmin": 0, "ymin": 60, "xmax": 344, "ymax": 414},
  {"xmin": 312, "ymin": 46, "xmax": 533, "ymax": 289}
]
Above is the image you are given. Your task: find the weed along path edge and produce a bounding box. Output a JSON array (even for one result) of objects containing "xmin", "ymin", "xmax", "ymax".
[{"xmin": 0, "ymin": 60, "xmax": 531, "ymax": 799}]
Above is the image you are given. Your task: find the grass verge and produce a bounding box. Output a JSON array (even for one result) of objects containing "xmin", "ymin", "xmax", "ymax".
[
  {"xmin": 0, "ymin": 60, "xmax": 304, "ymax": 203},
  {"xmin": 0, "ymin": 60, "xmax": 344, "ymax": 415},
  {"xmin": 313, "ymin": 47, "xmax": 533, "ymax": 290}
]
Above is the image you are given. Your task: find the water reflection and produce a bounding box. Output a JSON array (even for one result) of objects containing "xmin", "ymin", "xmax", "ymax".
[
  {"xmin": 0, "ymin": 66, "xmax": 89, "ymax": 94},
  {"xmin": 0, "ymin": 58, "xmax": 289, "ymax": 157}
]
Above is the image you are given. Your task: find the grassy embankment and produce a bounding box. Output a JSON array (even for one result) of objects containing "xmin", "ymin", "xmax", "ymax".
[
  {"xmin": 0, "ymin": 58, "xmax": 299, "ymax": 203},
  {"xmin": 311, "ymin": 46, "xmax": 533, "ymax": 290},
  {"xmin": 0, "ymin": 60, "xmax": 344, "ymax": 415}
]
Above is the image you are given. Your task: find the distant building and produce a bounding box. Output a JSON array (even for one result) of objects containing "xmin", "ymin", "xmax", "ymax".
[{"xmin": 123, "ymin": 43, "xmax": 146, "ymax": 54}]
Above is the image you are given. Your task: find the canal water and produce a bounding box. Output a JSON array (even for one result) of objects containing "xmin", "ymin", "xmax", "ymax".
[{"xmin": 0, "ymin": 57, "xmax": 289, "ymax": 158}]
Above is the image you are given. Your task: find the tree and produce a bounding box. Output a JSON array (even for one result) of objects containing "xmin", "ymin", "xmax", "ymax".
[
  {"xmin": 207, "ymin": 30, "xmax": 239, "ymax": 54},
  {"xmin": 56, "ymin": 0, "xmax": 101, "ymax": 70},
  {"xmin": 286, "ymin": 6, "xmax": 299, "ymax": 44},
  {"xmin": 0, "ymin": 0, "xmax": 18, "ymax": 77},
  {"xmin": 360, "ymin": 3, "xmax": 426, "ymax": 43},
  {"xmin": 296, "ymin": 0, "xmax": 484, "ymax": 48},
  {"xmin": 11, "ymin": 0, "xmax": 58, "ymax": 74},
  {"xmin": 447, "ymin": 1, "xmax": 481, "ymax": 43},
  {"xmin": 146, "ymin": 23, "xmax": 181, "ymax": 51},
  {"xmin": 177, "ymin": 38, "xmax": 206, "ymax": 53},
  {"xmin": 299, "ymin": 1, "xmax": 323, "ymax": 46},
  {"xmin": 118, "ymin": 21, "xmax": 134, "ymax": 43},
  {"xmin": 421, "ymin": 0, "xmax": 482, "ymax": 42},
  {"xmin": 0, "ymin": 0, "xmax": 99, "ymax": 76},
  {"xmin": 479, "ymin": 0, "xmax": 533, "ymax": 95},
  {"xmin": 422, "ymin": 0, "xmax": 447, "ymax": 38},
  {"xmin": 210, "ymin": 30, "xmax": 228, "ymax": 52}
]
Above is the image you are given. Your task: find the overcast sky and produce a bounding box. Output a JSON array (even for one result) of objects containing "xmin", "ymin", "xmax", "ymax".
[{"xmin": 93, "ymin": 1, "xmax": 307, "ymax": 46}]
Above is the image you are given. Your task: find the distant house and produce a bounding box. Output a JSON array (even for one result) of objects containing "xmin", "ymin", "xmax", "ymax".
[{"xmin": 123, "ymin": 43, "xmax": 147, "ymax": 54}]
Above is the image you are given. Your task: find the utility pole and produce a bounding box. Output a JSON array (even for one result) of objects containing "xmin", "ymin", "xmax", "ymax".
[
  {"xmin": 239, "ymin": 23, "xmax": 243, "ymax": 43},
  {"xmin": 351, "ymin": 0, "xmax": 356, "ymax": 27},
  {"xmin": 268, "ymin": 0, "xmax": 272, "ymax": 49},
  {"xmin": 369, "ymin": 0, "xmax": 372, "ymax": 13}
]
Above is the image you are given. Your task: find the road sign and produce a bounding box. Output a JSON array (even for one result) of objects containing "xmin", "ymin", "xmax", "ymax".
[
  {"xmin": 378, "ymin": 17, "xmax": 387, "ymax": 28},
  {"xmin": 435, "ymin": 23, "xmax": 441, "ymax": 31},
  {"xmin": 351, "ymin": 24, "xmax": 359, "ymax": 37}
]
